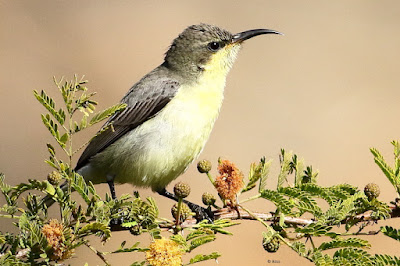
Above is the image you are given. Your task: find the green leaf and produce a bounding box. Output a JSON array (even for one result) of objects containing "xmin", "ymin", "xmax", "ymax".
[
  {"xmin": 374, "ymin": 254, "xmax": 400, "ymax": 265},
  {"xmin": 170, "ymin": 234, "xmax": 188, "ymax": 249},
  {"xmin": 121, "ymin": 221, "xmax": 138, "ymax": 228},
  {"xmin": 311, "ymin": 249, "xmax": 334, "ymax": 266},
  {"xmin": 89, "ymin": 103, "xmax": 127, "ymax": 126},
  {"xmin": 188, "ymin": 252, "xmax": 221, "ymax": 264},
  {"xmin": 78, "ymin": 222, "xmax": 111, "ymax": 242},
  {"xmin": 41, "ymin": 114, "xmax": 66, "ymax": 148},
  {"xmin": 259, "ymin": 159, "xmax": 272, "ymax": 193},
  {"xmin": 290, "ymin": 241, "xmax": 308, "ymax": 257},
  {"xmin": 186, "ymin": 230, "xmax": 211, "ymax": 241},
  {"xmin": 262, "ymin": 226, "xmax": 277, "ymax": 244},
  {"xmin": 19, "ymin": 215, "xmax": 48, "ymax": 248},
  {"xmin": 296, "ymin": 223, "xmax": 333, "ymax": 236},
  {"xmin": 318, "ymin": 238, "xmax": 371, "ymax": 251},
  {"xmin": 192, "ymin": 219, "xmax": 237, "ymax": 235},
  {"xmin": 278, "ymin": 187, "xmax": 322, "ymax": 215},
  {"xmin": 299, "ymin": 184, "xmax": 336, "ymax": 205},
  {"xmin": 277, "ymin": 149, "xmax": 293, "ymax": 188},
  {"xmin": 381, "ymin": 226, "xmax": 400, "ymax": 242},
  {"xmin": 260, "ymin": 189, "xmax": 294, "ymax": 214},
  {"xmin": 71, "ymin": 172, "xmax": 98, "ymax": 204},
  {"xmin": 59, "ymin": 133, "xmax": 69, "ymax": 145},
  {"xmin": 189, "ymin": 235, "xmax": 216, "ymax": 252},
  {"xmin": 34, "ymin": 90, "xmax": 66, "ymax": 125},
  {"xmin": 333, "ymin": 248, "xmax": 374, "ymax": 265},
  {"xmin": 242, "ymin": 157, "xmax": 271, "ymax": 193},
  {"xmin": 112, "ymin": 242, "xmax": 148, "ymax": 253},
  {"xmin": 130, "ymin": 262, "xmax": 146, "ymax": 266},
  {"xmin": 319, "ymin": 192, "xmax": 365, "ymax": 226},
  {"xmin": 370, "ymin": 147, "xmax": 397, "ymax": 188},
  {"xmin": 242, "ymin": 162, "xmax": 260, "ymax": 193},
  {"xmin": 11, "ymin": 179, "xmax": 50, "ymax": 200},
  {"xmin": 294, "ymin": 156, "xmax": 305, "ymax": 187}
]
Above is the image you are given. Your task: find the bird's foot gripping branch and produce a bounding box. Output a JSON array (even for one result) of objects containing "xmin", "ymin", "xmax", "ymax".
[{"xmin": 1, "ymin": 77, "xmax": 400, "ymax": 265}]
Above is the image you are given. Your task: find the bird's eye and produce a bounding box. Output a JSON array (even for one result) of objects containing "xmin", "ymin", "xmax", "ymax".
[{"xmin": 207, "ymin": 42, "xmax": 222, "ymax": 51}]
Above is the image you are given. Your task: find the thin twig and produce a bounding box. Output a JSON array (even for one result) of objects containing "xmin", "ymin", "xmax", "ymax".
[{"xmin": 84, "ymin": 241, "xmax": 110, "ymax": 266}]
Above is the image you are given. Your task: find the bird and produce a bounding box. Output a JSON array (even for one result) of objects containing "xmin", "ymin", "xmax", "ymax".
[{"xmin": 47, "ymin": 23, "xmax": 282, "ymax": 219}]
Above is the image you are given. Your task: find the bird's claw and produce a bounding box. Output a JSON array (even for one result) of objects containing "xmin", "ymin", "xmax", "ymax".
[{"xmin": 187, "ymin": 202, "xmax": 214, "ymax": 223}]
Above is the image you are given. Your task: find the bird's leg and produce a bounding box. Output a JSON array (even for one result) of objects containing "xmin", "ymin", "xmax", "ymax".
[
  {"xmin": 157, "ymin": 188, "xmax": 214, "ymax": 222},
  {"xmin": 107, "ymin": 179, "xmax": 117, "ymax": 200},
  {"xmin": 106, "ymin": 178, "xmax": 124, "ymax": 226}
]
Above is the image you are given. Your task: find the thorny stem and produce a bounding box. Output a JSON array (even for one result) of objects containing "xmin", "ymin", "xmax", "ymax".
[{"xmin": 85, "ymin": 241, "xmax": 110, "ymax": 266}]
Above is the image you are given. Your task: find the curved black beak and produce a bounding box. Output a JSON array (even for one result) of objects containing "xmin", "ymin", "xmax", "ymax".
[{"xmin": 232, "ymin": 29, "xmax": 283, "ymax": 43}]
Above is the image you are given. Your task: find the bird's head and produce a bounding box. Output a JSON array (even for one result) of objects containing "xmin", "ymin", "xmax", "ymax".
[{"xmin": 164, "ymin": 23, "xmax": 282, "ymax": 80}]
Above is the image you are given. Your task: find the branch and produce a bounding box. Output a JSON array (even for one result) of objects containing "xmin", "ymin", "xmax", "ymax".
[
  {"xmin": 84, "ymin": 241, "xmax": 110, "ymax": 266},
  {"xmin": 155, "ymin": 205, "xmax": 400, "ymax": 230}
]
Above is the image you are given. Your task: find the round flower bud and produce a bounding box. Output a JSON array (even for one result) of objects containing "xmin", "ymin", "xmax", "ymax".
[
  {"xmin": 171, "ymin": 203, "xmax": 191, "ymax": 221},
  {"xmin": 47, "ymin": 171, "xmax": 61, "ymax": 185},
  {"xmin": 197, "ymin": 160, "xmax": 212, "ymax": 173},
  {"xmin": 262, "ymin": 236, "xmax": 280, "ymax": 253},
  {"xmin": 202, "ymin": 192, "xmax": 216, "ymax": 206},
  {"xmin": 173, "ymin": 182, "xmax": 191, "ymax": 198},
  {"xmin": 364, "ymin": 183, "xmax": 380, "ymax": 200}
]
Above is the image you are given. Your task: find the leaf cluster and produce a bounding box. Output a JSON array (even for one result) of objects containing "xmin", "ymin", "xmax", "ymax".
[
  {"xmin": 202, "ymin": 148, "xmax": 397, "ymax": 266},
  {"xmin": 169, "ymin": 219, "xmax": 236, "ymax": 265},
  {"xmin": 0, "ymin": 76, "xmax": 228, "ymax": 265},
  {"xmin": 371, "ymin": 141, "xmax": 400, "ymax": 197}
]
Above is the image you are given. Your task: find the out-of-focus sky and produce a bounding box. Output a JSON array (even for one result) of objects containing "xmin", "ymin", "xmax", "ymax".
[{"xmin": 1, "ymin": 1, "xmax": 400, "ymax": 265}]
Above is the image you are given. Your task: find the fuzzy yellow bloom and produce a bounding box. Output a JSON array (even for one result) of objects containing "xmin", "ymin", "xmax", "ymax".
[
  {"xmin": 214, "ymin": 159, "xmax": 244, "ymax": 204},
  {"xmin": 146, "ymin": 237, "xmax": 183, "ymax": 266},
  {"xmin": 41, "ymin": 219, "xmax": 73, "ymax": 261}
]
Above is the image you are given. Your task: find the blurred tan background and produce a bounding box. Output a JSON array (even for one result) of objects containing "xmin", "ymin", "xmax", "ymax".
[{"xmin": 1, "ymin": 0, "xmax": 400, "ymax": 265}]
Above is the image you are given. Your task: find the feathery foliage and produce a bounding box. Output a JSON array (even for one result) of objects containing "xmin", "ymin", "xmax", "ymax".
[{"xmin": 371, "ymin": 141, "xmax": 400, "ymax": 197}]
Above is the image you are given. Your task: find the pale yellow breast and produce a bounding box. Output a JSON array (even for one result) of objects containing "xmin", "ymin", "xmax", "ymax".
[
  {"xmin": 87, "ymin": 70, "xmax": 227, "ymax": 190},
  {"xmin": 83, "ymin": 50, "xmax": 235, "ymax": 191}
]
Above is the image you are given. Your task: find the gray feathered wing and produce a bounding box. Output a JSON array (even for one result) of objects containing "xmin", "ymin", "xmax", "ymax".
[{"xmin": 75, "ymin": 74, "xmax": 180, "ymax": 170}]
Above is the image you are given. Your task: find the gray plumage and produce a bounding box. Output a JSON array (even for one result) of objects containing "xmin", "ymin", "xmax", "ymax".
[{"xmin": 76, "ymin": 67, "xmax": 179, "ymax": 170}]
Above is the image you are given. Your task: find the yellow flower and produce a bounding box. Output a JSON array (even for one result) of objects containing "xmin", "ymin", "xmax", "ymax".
[
  {"xmin": 214, "ymin": 159, "xmax": 244, "ymax": 205},
  {"xmin": 146, "ymin": 237, "xmax": 183, "ymax": 266},
  {"xmin": 41, "ymin": 219, "xmax": 73, "ymax": 261}
]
